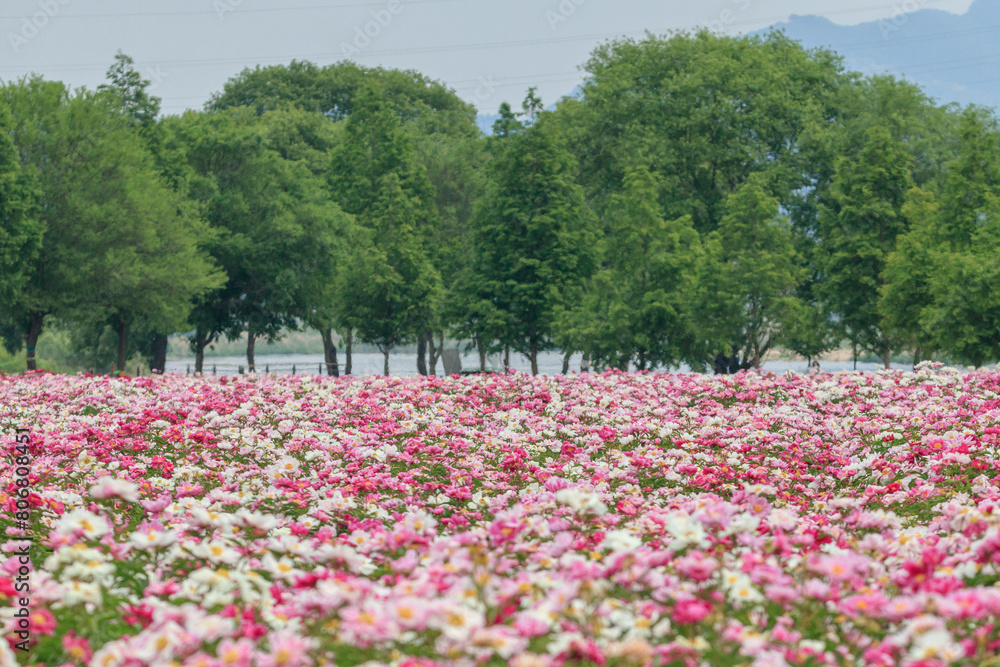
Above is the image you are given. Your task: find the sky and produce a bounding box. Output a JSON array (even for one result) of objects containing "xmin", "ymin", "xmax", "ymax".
[{"xmin": 0, "ymin": 0, "xmax": 977, "ymax": 115}]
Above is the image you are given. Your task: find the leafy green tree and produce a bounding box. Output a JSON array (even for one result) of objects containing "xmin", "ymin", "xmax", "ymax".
[
  {"xmin": 922, "ymin": 193, "xmax": 1000, "ymax": 366},
  {"xmin": 0, "ymin": 100, "xmax": 41, "ymax": 322},
  {"xmin": 260, "ymin": 106, "xmax": 352, "ymax": 376},
  {"xmin": 817, "ymin": 126, "xmax": 915, "ymax": 368},
  {"xmin": 703, "ymin": 174, "xmax": 803, "ymax": 369},
  {"xmin": 209, "ymin": 60, "xmax": 473, "ymax": 121},
  {"xmin": 472, "ymin": 93, "xmax": 597, "ymax": 375},
  {"xmin": 560, "ymin": 30, "xmax": 844, "ymax": 235},
  {"xmin": 211, "ymin": 61, "xmax": 482, "ymax": 375},
  {"xmin": 98, "ymin": 51, "xmax": 176, "ymax": 371},
  {"xmin": 882, "ymin": 110, "xmax": 1000, "ymax": 367},
  {"xmin": 794, "ymin": 75, "xmax": 956, "ymax": 233},
  {"xmin": 99, "ymin": 51, "xmax": 161, "ymax": 131},
  {"xmin": 328, "ymin": 89, "xmax": 440, "ymax": 375},
  {"xmin": 565, "ymin": 165, "xmax": 703, "ymax": 370},
  {"xmin": 337, "ymin": 174, "xmax": 439, "ymax": 375},
  {"xmin": 935, "ymin": 108, "xmax": 1000, "ymax": 244},
  {"xmin": 2, "ymin": 78, "xmax": 221, "ymax": 373},
  {"xmin": 879, "ymin": 188, "xmax": 941, "ymax": 364},
  {"xmin": 0, "ymin": 78, "xmax": 69, "ymax": 370},
  {"xmin": 173, "ymin": 107, "xmax": 346, "ymax": 372}
]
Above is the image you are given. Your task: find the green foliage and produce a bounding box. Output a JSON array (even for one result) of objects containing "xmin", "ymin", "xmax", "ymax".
[
  {"xmin": 172, "ymin": 107, "xmax": 348, "ymax": 358},
  {"xmin": 0, "ymin": 99, "xmax": 41, "ymax": 312},
  {"xmin": 703, "ymin": 174, "xmax": 804, "ymax": 368},
  {"xmin": 5, "ymin": 38, "xmax": 1000, "ymax": 372},
  {"xmin": 879, "ymin": 188, "xmax": 941, "ymax": 361},
  {"xmin": 471, "ymin": 93, "xmax": 597, "ymax": 374},
  {"xmin": 210, "ymin": 59, "xmax": 483, "ymax": 358},
  {"xmin": 922, "ymin": 214, "xmax": 1000, "ymax": 367},
  {"xmin": 209, "ymin": 60, "xmax": 475, "ymax": 122},
  {"xmin": 561, "ymin": 30, "xmax": 845, "ymax": 234},
  {"xmin": 329, "ymin": 90, "xmax": 440, "ymax": 370},
  {"xmin": 565, "ymin": 165, "xmax": 703, "ymax": 370},
  {"xmin": 1, "ymin": 76, "xmax": 223, "ymax": 371},
  {"xmin": 880, "ymin": 109, "xmax": 1000, "ymax": 367},
  {"xmin": 818, "ymin": 126, "xmax": 915, "ymax": 366}
]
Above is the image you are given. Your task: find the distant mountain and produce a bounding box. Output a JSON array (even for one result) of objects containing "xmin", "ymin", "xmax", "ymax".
[
  {"xmin": 477, "ymin": 113, "xmax": 501, "ymax": 134},
  {"xmin": 769, "ymin": 0, "xmax": 998, "ymax": 110}
]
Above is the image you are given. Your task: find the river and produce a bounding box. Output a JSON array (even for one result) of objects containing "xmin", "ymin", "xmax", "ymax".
[{"xmin": 165, "ymin": 351, "xmax": 887, "ymax": 376}]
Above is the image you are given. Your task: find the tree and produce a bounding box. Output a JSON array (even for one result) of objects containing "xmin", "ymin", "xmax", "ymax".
[
  {"xmin": 882, "ymin": 109, "xmax": 1000, "ymax": 367},
  {"xmin": 262, "ymin": 105, "xmax": 353, "ymax": 376},
  {"xmin": 560, "ymin": 30, "xmax": 845, "ymax": 235},
  {"xmin": 173, "ymin": 107, "xmax": 346, "ymax": 372},
  {"xmin": 879, "ymin": 188, "xmax": 940, "ymax": 364},
  {"xmin": 817, "ymin": 126, "xmax": 915, "ymax": 368},
  {"xmin": 922, "ymin": 194, "xmax": 1000, "ymax": 367},
  {"xmin": 0, "ymin": 100, "xmax": 41, "ymax": 322},
  {"xmin": 98, "ymin": 51, "xmax": 161, "ymax": 131},
  {"xmin": 936, "ymin": 108, "xmax": 1000, "ymax": 245},
  {"xmin": 472, "ymin": 92, "xmax": 597, "ymax": 375},
  {"xmin": 328, "ymin": 88, "xmax": 440, "ymax": 375},
  {"xmin": 2, "ymin": 77, "xmax": 222, "ymax": 373},
  {"xmin": 338, "ymin": 174, "xmax": 438, "ymax": 375},
  {"xmin": 210, "ymin": 61, "xmax": 482, "ymax": 375},
  {"xmin": 1, "ymin": 78, "xmax": 70, "ymax": 371},
  {"xmin": 98, "ymin": 51, "xmax": 175, "ymax": 372},
  {"xmin": 565, "ymin": 165, "xmax": 703, "ymax": 371},
  {"xmin": 703, "ymin": 174, "xmax": 803, "ymax": 369}
]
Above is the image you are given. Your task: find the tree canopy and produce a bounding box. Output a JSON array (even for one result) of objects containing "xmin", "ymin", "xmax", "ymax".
[{"xmin": 4, "ymin": 35, "xmax": 1000, "ymax": 374}]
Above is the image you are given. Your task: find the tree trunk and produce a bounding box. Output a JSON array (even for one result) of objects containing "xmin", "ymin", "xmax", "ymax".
[
  {"xmin": 247, "ymin": 331, "xmax": 256, "ymax": 373},
  {"xmin": 530, "ymin": 339, "xmax": 538, "ymax": 376},
  {"xmin": 562, "ymin": 351, "xmax": 571, "ymax": 374},
  {"xmin": 194, "ymin": 329, "xmax": 208, "ymax": 373},
  {"xmin": 115, "ymin": 319, "xmax": 129, "ymax": 375},
  {"xmin": 416, "ymin": 334, "xmax": 428, "ymax": 376},
  {"xmin": 383, "ymin": 347, "xmax": 390, "ymax": 376},
  {"xmin": 913, "ymin": 346, "xmax": 922, "ymax": 370},
  {"xmin": 852, "ymin": 343, "xmax": 858, "ymax": 371},
  {"xmin": 503, "ymin": 345, "xmax": 510, "ymax": 373},
  {"xmin": 24, "ymin": 312, "xmax": 45, "ymax": 372},
  {"xmin": 882, "ymin": 348, "xmax": 891, "ymax": 370},
  {"xmin": 428, "ymin": 332, "xmax": 439, "ymax": 376},
  {"xmin": 321, "ymin": 328, "xmax": 339, "ymax": 377},
  {"xmin": 150, "ymin": 334, "xmax": 168, "ymax": 374},
  {"xmin": 345, "ymin": 329, "xmax": 353, "ymax": 375},
  {"xmin": 479, "ymin": 343, "xmax": 487, "ymax": 373}
]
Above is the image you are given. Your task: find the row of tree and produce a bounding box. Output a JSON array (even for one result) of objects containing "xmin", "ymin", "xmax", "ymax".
[{"xmin": 1, "ymin": 31, "xmax": 999, "ymax": 376}]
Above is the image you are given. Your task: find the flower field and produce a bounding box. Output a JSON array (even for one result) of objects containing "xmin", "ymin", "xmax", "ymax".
[{"xmin": 3, "ymin": 367, "xmax": 1000, "ymax": 667}]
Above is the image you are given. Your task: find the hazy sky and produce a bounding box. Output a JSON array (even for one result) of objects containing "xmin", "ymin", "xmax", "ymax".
[{"xmin": 0, "ymin": 0, "xmax": 976, "ymax": 114}]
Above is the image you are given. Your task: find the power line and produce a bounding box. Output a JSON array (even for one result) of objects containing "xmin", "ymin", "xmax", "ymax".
[
  {"xmin": 0, "ymin": 30, "xmax": 649, "ymax": 73},
  {"xmin": 4, "ymin": 6, "xmax": 991, "ymax": 76},
  {"xmin": 0, "ymin": 0, "xmax": 958, "ymax": 21},
  {"xmin": 0, "ymin": 0, "xmax": 471, "ymax": 20}
]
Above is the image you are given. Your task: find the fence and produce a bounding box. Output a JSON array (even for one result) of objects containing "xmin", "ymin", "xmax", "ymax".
[{"xmin": 184, "ymin": 362, "xmax": 341, "ymax": 376}]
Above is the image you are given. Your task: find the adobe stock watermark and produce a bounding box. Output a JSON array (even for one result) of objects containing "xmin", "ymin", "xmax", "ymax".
[
  {"xmin": 706, "ymin": 0, "xmax": 752, "ymax": 34},
  {"xmin": 472, "ymin": 74, "xmax": 499, "ymax": 106},
  {"xmin": 8, "ymin": 0, "xmax": 72, "ymax": 53},
  {"xmin": 8, "ymin": 428, "xmax": 33, "ymax": 653},
  {"xmin": 146, "ymin": 65, "xmax": 169, "ymax": 93},
  {"xmin": 340, "ymin": 0, "xmax": 408, "ymax": 58},
  {"xmin": 213, "ymin": 0, "xmax": 245, "ymax": 21},
  {"xmin": 547, "ymin": 0, "xmax": 588, "ymax": 31},
  {"xmin": 878, "ymin": 0, "xmax": 930, "ymax": 39}
]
